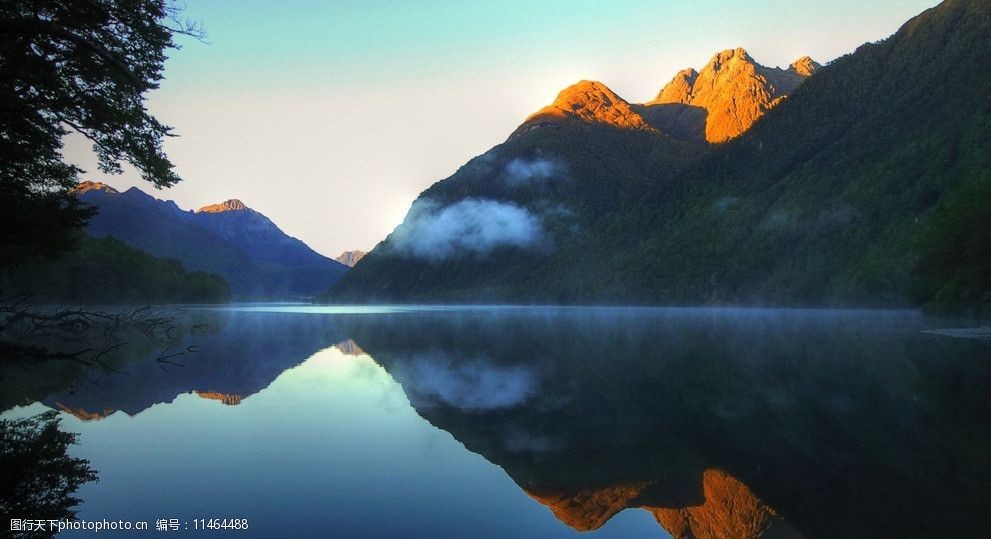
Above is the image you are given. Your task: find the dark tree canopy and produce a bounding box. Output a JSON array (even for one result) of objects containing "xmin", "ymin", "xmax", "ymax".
[
  {"xmin": 0, "ymin": 0, "xmax": 201, "ymax": 263},
  {"xmin": 0, "ymin": 411, "xmax": 98, "ymax": 536}
]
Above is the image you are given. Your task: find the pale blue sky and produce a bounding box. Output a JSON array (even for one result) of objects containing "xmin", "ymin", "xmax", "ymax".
[{"xmin": 64, "ymin": 0, "xmax": 940, "ymax": 256}]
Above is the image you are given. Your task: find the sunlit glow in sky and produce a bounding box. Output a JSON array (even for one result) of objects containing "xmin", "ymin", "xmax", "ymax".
[{"xmin": 62, "ymin": 0, "xmax": 939, "ymax": 257}]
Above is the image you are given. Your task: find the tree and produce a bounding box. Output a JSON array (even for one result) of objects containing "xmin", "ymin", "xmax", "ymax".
[
  {"xmin": 0, "ymin": 0, "xmax": 203, "ymax": 263},
  {"xmin": 0, "ymin": 411, "xmax": 98, "ymax": 537}
]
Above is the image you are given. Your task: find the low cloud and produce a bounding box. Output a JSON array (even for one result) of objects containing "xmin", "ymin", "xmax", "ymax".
[
  {"xmin": 389, "ymin": 197, "xmax": 546, "ymax": 260},
  {"xmin": 502, "ymin": 157, "xmax": 566, "ymax": 187}
]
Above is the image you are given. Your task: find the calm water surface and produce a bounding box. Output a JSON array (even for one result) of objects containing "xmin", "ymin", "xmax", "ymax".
[{"xmin": 1, "ymin": 306, "xmax": 989, "ymax": 538}]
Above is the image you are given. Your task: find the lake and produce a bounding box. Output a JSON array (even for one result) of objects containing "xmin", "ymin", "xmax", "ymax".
[{"xmin": 1, "ymin": 306, "xmax": 989, "ymax": 538}]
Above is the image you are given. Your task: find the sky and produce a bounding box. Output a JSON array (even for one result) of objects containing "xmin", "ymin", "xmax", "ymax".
[{"xmin": 62, "ymin": 0, "xmax": 940, "ymax": 257}]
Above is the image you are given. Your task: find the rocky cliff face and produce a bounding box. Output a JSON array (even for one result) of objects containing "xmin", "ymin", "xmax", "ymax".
[
  {"xmin": 513, "ymin": 49, "xmax": 817, "ymax": 144},
  {"xmin": 513, "ymin": 80, "xmax": 654, "ymax": 136},
  {"xmin": 335, "ymin": 250, "xmax": 367, "ymax": 267},
  {"xmin": 72, "ymin": 180, "xmax": 120, "ymax": 196},
  {"xmin": 196, "ymin": 198, "xmax": 248, "ymax": 213},
  {"xmin": 645, "ymin": 48, "xmax": 819, "ymax": 143}
]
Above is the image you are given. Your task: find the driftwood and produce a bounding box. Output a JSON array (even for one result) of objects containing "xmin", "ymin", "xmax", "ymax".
[{"xmin": 0, "ymin": 295, "xmax": 183, "ymax": 370}]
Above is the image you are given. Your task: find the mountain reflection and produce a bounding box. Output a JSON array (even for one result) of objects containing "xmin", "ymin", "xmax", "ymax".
[
  {"xmin": 339, "ymin": 308, "xmax": 991, "ymax": 538},
  {"xmin": 2, "ymin": 310, "xmax": 347, "ymax": 417},
  {"xmin": 526, "ymin": 468, "xmax": 799, "ymax": 538},
  {"xmin": 2, "ymin": 307, "xmax": 989, "ymax": 538}
]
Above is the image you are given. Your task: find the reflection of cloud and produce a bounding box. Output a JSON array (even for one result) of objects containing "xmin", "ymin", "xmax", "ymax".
[
  {"xmin": 391, "ymin": 354, "xmax": 537, "ymax": 411},
  {"xmin": 388, "ymin": 198, "xmax": 546, "ymax": 260}
]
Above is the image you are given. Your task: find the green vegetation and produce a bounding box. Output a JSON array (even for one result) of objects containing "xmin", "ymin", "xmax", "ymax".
[
  {"xmin": 1, "ymin": 237, "xmax": 230, "ymax": 304},
  {"xmin": 913, "ymin": 169, "xmax": 991, "ymax": 315}
]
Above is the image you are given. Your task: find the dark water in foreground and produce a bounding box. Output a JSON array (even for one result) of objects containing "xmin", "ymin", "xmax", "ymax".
[{"xmin": 1, "ymin": 306, "xmax": 989, "ymax": 538}]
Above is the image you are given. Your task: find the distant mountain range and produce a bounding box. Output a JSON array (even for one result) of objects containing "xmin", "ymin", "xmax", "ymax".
[
  {"xmin": 326, "ymin": 0, "xmax": 991, "ymax": 315},
  {"xmin": 75, "ymin": 182, "xmax": 347, "ymax": 298}
]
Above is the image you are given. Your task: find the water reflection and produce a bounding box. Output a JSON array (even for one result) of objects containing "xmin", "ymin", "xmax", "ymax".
[
  {"xmin": 1, "ymin": 307, "xmax": 988, "ymax": 538},
  {"xmin": 0, "ymin": 411, "xmax": 98, "ymax": 538},
  {"xmin": 390, "ymin": 354, "xmax": 539, "ymax": 411},
  {"xmin": 4, "ymin": 310, "xmax": 346, "ymax": 418},
  {"xmin": 339, "ymin": 308, "xmax": 991, "ymax": 538}
]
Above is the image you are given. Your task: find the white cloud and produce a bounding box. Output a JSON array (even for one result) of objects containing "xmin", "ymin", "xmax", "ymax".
[
  {"xmin": 389, "ymin": 197, "xmax": 546, "ymax": 260},
  {"xmin": 502, "ymin": 157, "xmax": 566, "ymax": 187}
]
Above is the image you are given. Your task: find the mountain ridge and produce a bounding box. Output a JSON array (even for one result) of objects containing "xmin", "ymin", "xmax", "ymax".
[
  {"xmin": 75, "ymin": 183, "xmax": 347, "ymax": 298},
  {"xmin": 197, "ymin": 198, "xmax": 249, "ymax": 213},
  {"xmin": 514, "ymin": 48, "xmax": 817, "ymax": 144},
  {"xmin": 643, "ymin": 48, "xmax": 818, "ymax": 142}
]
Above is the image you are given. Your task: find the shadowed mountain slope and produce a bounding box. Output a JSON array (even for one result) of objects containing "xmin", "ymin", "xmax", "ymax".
[{"xmin": 76, "ymin": 183, "xmax": 347, "ymax": 299}]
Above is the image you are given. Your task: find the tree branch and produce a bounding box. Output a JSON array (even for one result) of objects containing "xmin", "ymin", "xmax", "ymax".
[{"xmin": 0, "ymin": 18, "xmax": 145, "ymax": 88}]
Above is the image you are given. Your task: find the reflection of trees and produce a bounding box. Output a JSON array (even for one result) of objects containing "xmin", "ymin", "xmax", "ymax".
[
  {"xmin": 0, "ymin": 411, "xmax": 97, "ymax": 537},
  {"xmin": 0, "ymin": 305, "xmax": 223, "ymax": 411}
]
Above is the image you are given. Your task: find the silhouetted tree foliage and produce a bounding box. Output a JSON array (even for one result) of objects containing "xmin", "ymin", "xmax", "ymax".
[
  {"xmin": 0, "ymin": 0, "xmax": 203, "ymax": 263},
  {"xmin": 0, "ymin": 411, "xmax": 97, "ymax": 537}
]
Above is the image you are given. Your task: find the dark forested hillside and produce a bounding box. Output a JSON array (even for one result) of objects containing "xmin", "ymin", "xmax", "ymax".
[
  {"xmin": 326, "ymin": 120, "xmax": 704, "ymax": 302},
  {"xmin": 326, "ymin": 0, "xmax": 990, "ymax": 315},
  {"xmin": 1, "ymin": 237, "xmax": 230, "ymax": 304}
]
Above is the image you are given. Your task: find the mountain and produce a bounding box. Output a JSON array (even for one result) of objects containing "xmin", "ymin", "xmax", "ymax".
[
  {"xmin": 513, "ymin": 80, "xmax": 656, "ymax": 136},
  {"xmin": 641, "ymin": 48, "xmax": 818, "ymax": 143},
  {"xmin": 192, "ymin": 199, "xmax": 331, "ymax": 268},
  {"xmin": 513, "ymin": 49, "xmax": 814, "ymax": 143},
  {"xmin": 322, "ymin": 46, "xmax": 814, "ymax": 303},
  {"xmin": 580, "ymin": 0, "xmax": 991, "ymax": 313},
  {"xmin": 76, "ymin": 183, "xmax": 347, "ymax": 298},
  {"xmin": 325, "ymin": 0, "xmax": 990, "ymax": 315},
  {"xmin": 335, "ymin": 250, "xmax": 367, "ymax": 267}
]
